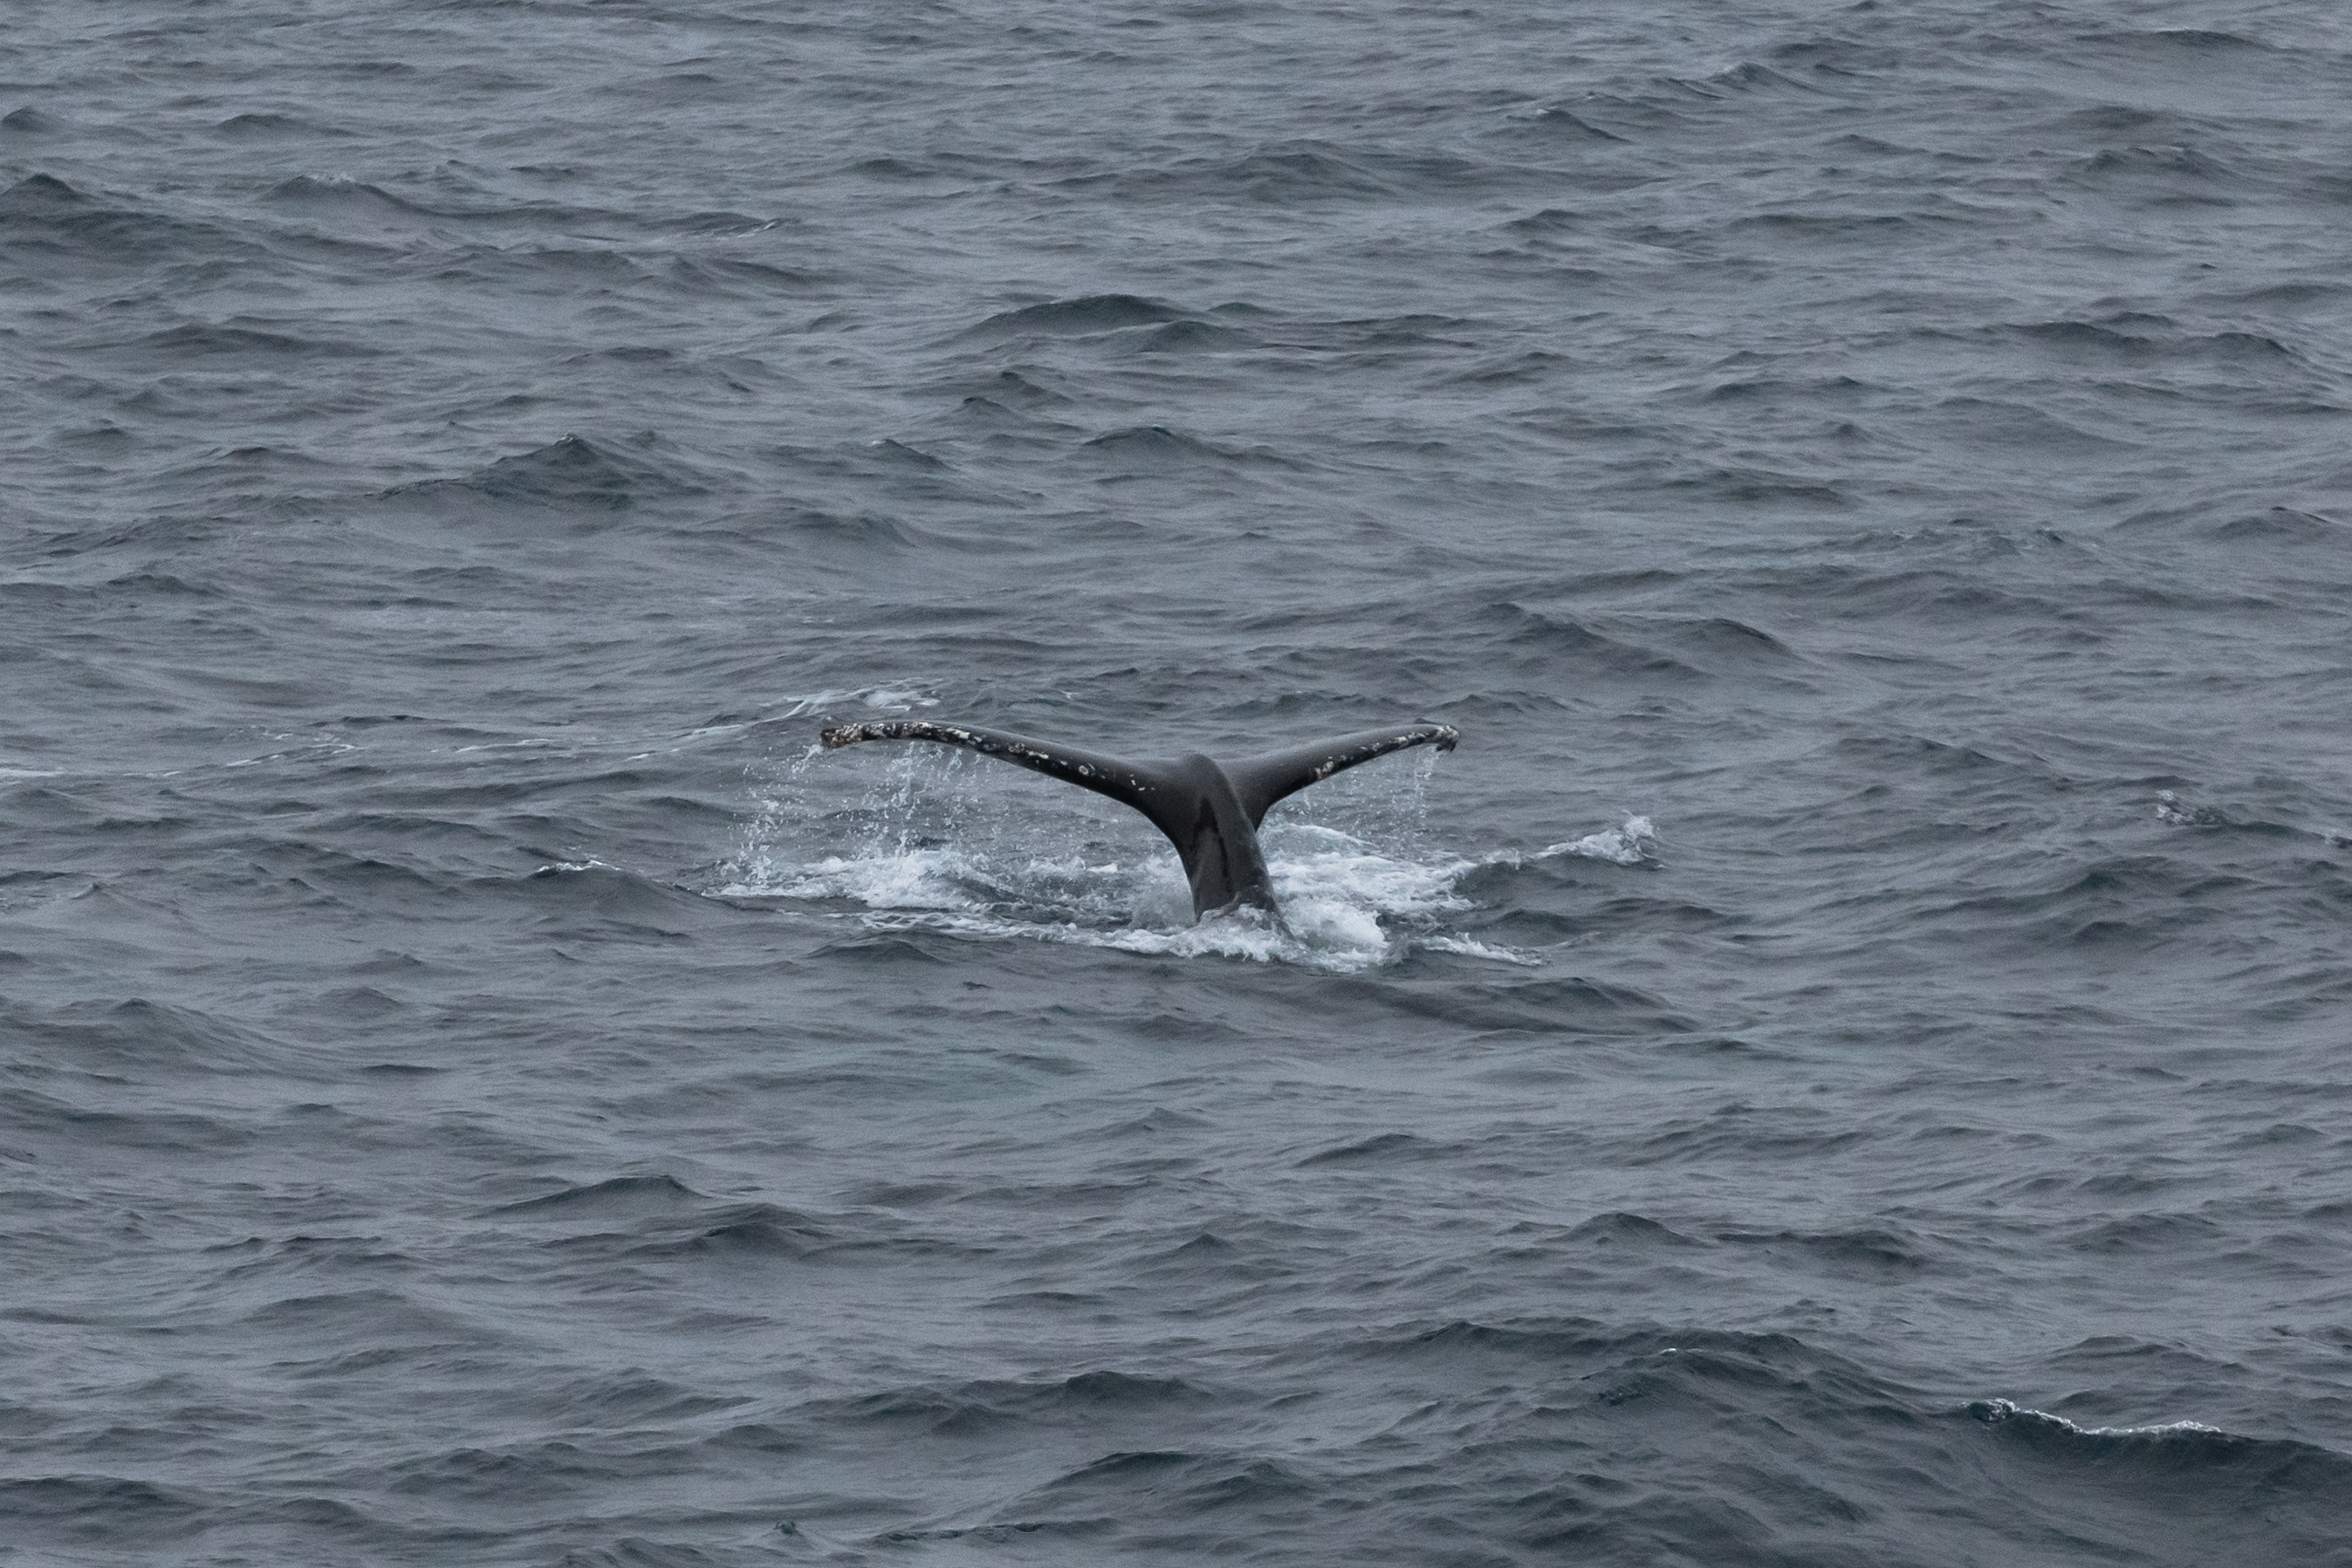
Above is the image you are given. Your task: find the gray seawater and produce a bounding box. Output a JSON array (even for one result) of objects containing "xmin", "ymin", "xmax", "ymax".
[{"xmin": 6, "ymin": 1, "xmax": 2352, "ymax": 1562}]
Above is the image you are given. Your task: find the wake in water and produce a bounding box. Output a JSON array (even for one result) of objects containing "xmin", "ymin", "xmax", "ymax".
[{"xmin": 721, "ymin": 741, "xmax": 1659, "ymax": 971}]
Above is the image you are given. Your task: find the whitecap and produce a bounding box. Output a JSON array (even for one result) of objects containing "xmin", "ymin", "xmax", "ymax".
[
  {"xmin": 1536, "ymin": 814, "xmax": 1657, "ymax": 865},
  {"xmin": 1970, "ymin": 1398, "xmax": 2222, "ymax": 1437}
]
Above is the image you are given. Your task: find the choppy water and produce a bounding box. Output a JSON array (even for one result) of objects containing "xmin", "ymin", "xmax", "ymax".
[{"xmin": 7, "ymin": 2, "xmax": 2352, "ymax": 1563}]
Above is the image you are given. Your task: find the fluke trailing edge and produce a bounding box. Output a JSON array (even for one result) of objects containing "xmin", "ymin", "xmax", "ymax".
[{"xmin": 819, "ymin": 720, "xmax": 1459, "ymax": 922}]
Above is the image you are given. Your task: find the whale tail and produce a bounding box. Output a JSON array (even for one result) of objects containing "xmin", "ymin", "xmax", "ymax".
[
  {"xmin": 1223, "ymin": 726, "xmax": 1462, "ymax": 826},
  {"xmin": 819, "ymin": 720, "xmax": 1457, "ymax": 921}
]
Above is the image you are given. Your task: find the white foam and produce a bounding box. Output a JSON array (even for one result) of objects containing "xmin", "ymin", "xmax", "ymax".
[
  {"xmin": 723, "ymin": 831, "xmax": 1528, "ymax": 973},
  {"xmin": 224, "ymin": 738, "xmax": 360, "ymax": 768},
  {"xmin": 1421, "ymin": 935, "xmax": 1545, "ymax": 966},
  {"xmin": 1972, "ymin": 1398, "xmax": 2221, "ymax": 1437},
  {"xmin": 723, "ymin": 846, "xmax": 985, "ymax": 911},
  {"xmin": 1536, "ymin": 815, "xmax": 1657, "ymax": 866},
  {"xmin": 453, "ymin": 736, "xmax": 565, "ymax": 754}
]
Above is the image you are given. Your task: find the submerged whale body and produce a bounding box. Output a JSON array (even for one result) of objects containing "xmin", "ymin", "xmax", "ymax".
[{"xmin": 819, "ymin": 720, "xmax": 1459, "ymax": 922}]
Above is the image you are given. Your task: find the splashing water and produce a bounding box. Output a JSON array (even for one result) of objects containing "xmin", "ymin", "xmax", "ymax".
[
  {"xmin": 723, "ymin": 743, "xmax": 1649, "ymax": 969},
  {"xmin": 720, "ymin": 826, "xmax": 1499, "ymax": 973},
  {"xmin": 1538, "ymin": 815, "xmax": 1658, "ymax": 866},
  {"xmin": 770, "ymin": 686, "xmax": 938, "ymax": 721}
]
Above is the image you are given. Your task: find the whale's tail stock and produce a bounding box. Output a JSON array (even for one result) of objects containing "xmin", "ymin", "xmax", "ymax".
[{"xmin": 819, "ymin": 720, "xmax": 1458, "ymax": 921}]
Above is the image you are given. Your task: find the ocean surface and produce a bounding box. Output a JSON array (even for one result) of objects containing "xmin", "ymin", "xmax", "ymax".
[{"xmin": 6, "ymin": 1, "xmax": 2352, "ymax": 1562}]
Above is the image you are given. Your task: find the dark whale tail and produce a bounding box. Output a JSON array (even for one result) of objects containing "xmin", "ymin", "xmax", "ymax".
[{"xmin": 819, "ymin": 720, "xmax": 1458, "ymax": 921}]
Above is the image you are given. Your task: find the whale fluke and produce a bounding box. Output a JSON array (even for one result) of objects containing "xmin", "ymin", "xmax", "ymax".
[{"xmin": 819, "ymin": 720, "xmax": 1457, "ymax": 921}]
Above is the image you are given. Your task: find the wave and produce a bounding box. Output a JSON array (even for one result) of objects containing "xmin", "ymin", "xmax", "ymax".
[
  {"xmin": 2001, "ymin": 317, "xmax": 2301, "ymax": 370},
  {"xmin": 1520, "ymin": 106, "xmax": 1628, "ymax": 141},
  {"xmin": 490, "ymin": 1174, "xmax": 710, "ymax": 1216},
  {"xmin": 0, "ymin": 1475, "xmax": 202, "ymax": 1527},
  {"xmin": 383, "ymin": 435, "xmax": 709, "ymax": 513},
  {"xmin": 1679, "ymin": 61, "xmax": 1827, "ymax": 96},
  {"xmin": 264, "ymin": 174, "xmax": 435, "ymax": 212},
  {"xmin": 961, "ymin": 294, "xmax": 1184, "ymax": 339},
  {"xmin": 212, "ymin": 111, "xmax": 326, "ymax": 138},
  {"xmin": 2201, "ymin": 506, "xmax": 2345, "ymax": 544},
  {"xmin": 1112, "ymin": 318, "xmax": 1257, "ymax": 354},
  {"xmin": 134, "ymin": 320, "xmax": 385, "ymax": 361},
  {"xmin": 1968, "ymin": 1398, "xmax": 2352, "ymax": 1488},
  {"xmin": 2074, "ymin": 28, "xmax": 2271, "ymax": 56},
  {"xmin": 0, "ymin": 173, "xmax": 239, "ymax": 269},
  {"xmin": 1077, "ymin": 423, "xmax": 1300, "ymax": 475},
  {"xmin": 1059, "ymin": 142, "xmax": 1402, "ymax": 202},
  {"xmin": 725, "ymin": 1313, "xmax": 2352, "ymax": 1562},
  {"xmin": 1469, "ymin": 601, "xmax": 1804, "ymax": 685},
  {"xmin": 663, "ymin": 255, "xmax": 826, "ymax": 295},
  {"xmin": 7, "ymin": 996, "xmax": 288, "ymax": 1076}
]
